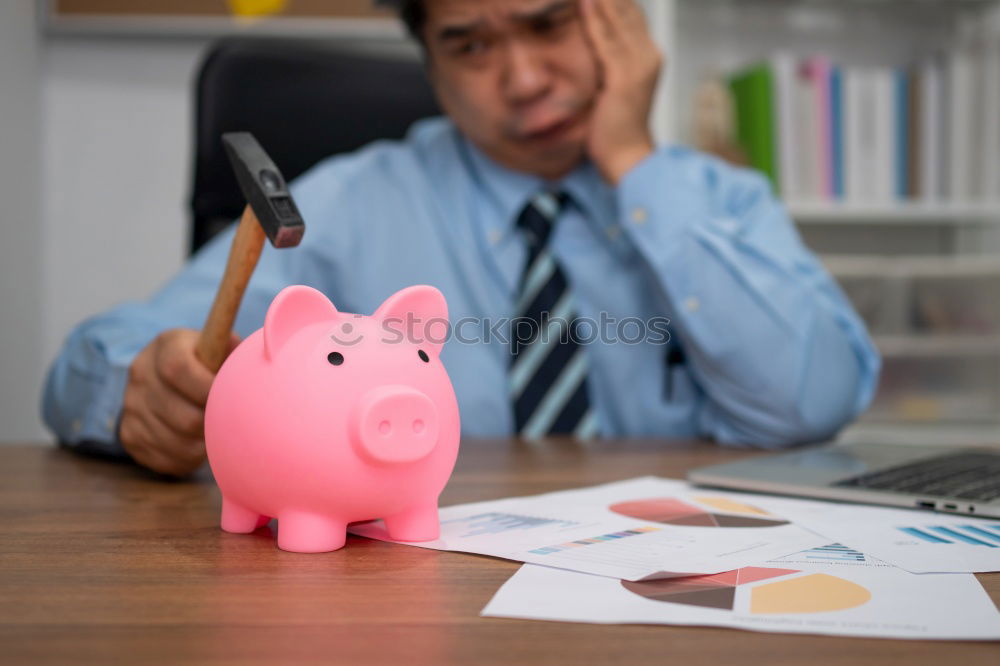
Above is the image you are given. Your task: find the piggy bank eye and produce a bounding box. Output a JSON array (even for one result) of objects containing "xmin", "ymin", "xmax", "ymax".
[
  {"xmin": 417, "ymin": 349, "xmax": 430, "ymax": 363},
  {"xmin": 327, "ymin": 351, "xmax": 344, "ymax": 366}
]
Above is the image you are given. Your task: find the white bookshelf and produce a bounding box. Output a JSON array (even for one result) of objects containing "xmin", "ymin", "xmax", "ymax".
[
  {"xmin": 644, "ymin": 0, "xmax": 1000, "ymax": 432},
  {"xmin": 649, "ymin": 0, "xmax": 1000, "ymax": 139},
  {"xmin": 644, "ymin": 0, "xmax": 1000, "ymax": 234},
  {"xmin": 873, "ymin": 335, "xmax": 1000, "ymax": 356},
  {"xmin": 647, "ymin": 0, "xmax": 1000, "ymax": 209},
  {"xmin": 788, "ymin": 201, "xmax": 1000, "ymax": 225}
]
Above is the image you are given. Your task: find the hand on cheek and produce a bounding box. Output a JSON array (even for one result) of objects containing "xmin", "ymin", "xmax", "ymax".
[{"xmin": 580, "ymin": 0, "xmax": 663, "ymax": 185}]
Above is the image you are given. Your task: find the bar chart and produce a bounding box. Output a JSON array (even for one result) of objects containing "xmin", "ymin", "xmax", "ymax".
[
  {"xmin": 897, "ymin": 524, "xmax": 1000, "ymax": 547},
  {"xmin": 442, "ymin": 512, "xmax": 579, "ymax": 538}
]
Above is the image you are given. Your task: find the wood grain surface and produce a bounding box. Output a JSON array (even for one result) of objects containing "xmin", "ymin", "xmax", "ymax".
[{"xmin": 1, "ymin": 439, "xmax": 997, "ymax": 665}]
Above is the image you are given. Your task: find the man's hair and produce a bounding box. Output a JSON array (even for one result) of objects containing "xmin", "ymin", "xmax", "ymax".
[{"xmin": 380, "ymin": 0, "xmax": 427, "ymax": 44}]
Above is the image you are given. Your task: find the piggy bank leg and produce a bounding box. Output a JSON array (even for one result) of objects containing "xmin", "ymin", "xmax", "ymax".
[
  {"xmin": 277, "ymin": 512, "xmax": 347, "ymax": 553},
  {"xmin": 221, "ymin": 497, "xmax": 269, "ymax": 533},
  {"xmin": 383, "ymin": 501, "xmax": 440, "ymax": 542}
]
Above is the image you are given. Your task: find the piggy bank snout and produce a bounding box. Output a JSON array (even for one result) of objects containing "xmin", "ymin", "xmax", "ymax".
[{"xmin": 353, "ymin": 385, "xmax": 440, "ymax": 464}]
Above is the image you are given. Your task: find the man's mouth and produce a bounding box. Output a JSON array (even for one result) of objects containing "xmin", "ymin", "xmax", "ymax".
[{"xmin": 517, "ymin": 110, "xmax": 585, "ymax": 143}]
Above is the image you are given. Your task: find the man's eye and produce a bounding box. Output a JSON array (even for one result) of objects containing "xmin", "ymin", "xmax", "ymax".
[
  {"xmin": 533, "ymin": 12, "xmax": 574, "ymax": 35},
  {"xmin": 534, "ymin": 18, "xmax": 556, "ymax": 33},
  {"xmin": 456, "ymin": 39, "xmax": 490, "ymax": 56}
]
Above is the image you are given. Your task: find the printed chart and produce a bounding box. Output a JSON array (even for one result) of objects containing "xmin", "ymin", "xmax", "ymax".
[
  {"xmin": 443, "ymin": 512, "xmax": 580, "ymax": 538},
  {"xmin": 482, "ymin": 562, "xmax": 1000, "ymax": 640},
  {"xmin": 528, "ymin": 527, "xmax": 661, "ymax": 556},
  {"xmin": 621, "ymin": 567, "xmax": 871, "ymax": 614},
  {"xmin": 898, "ymin": 524, "xmax": 1000, "ymax": 547},
  {"xmin": 771, "ymin": 543, "xmax": 892, "ymax": 568},
  {"xmin": 350, "ymin": 477, "xmax": 826, "ymax": 580},
  {"xmin": 705, "ymin": 487, "xmax": 1000, "ymax": 573},
  {"xmin": 609, "ymin": 496, "xmax": 789, "ymax": 528}
]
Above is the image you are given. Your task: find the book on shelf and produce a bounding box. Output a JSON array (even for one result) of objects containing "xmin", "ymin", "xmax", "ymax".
[
  {"xmin": 729, "ymin": 64, "xmax": 778, "ymax": 188},
  {"xmin": 721, "ymin": 38, "xmax": 1000, "ymax": 207}
]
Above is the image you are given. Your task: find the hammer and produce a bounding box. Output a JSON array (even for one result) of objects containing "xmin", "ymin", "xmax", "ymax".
[{"xmin": 195, "ymin": 132, "xmax": 306, "ymax": 373}]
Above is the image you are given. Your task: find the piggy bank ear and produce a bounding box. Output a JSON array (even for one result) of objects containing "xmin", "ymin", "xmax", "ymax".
[
  {"xmin": 373, "ymin": 285, "xmax": 449, "ymax": 356},
  {"xmin": 264, "ymin": 285, "xmax": 340, "ymax": 361}
]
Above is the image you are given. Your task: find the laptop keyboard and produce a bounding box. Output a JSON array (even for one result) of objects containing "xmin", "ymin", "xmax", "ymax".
[{"xmin": 833, "ymin": 451, "xmax": 1000, "ymax": 501}]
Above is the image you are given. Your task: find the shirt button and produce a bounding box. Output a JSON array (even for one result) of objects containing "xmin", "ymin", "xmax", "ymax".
[
  {"xmin": 487, "ymin": 229, "xmax": 502, "ymax": 246},
  {"xmin": 105, "ymin": 417, "xmax": 116, "ymax": 432},
  {"xmin": 631, "ymin": 207, "xmax": 648, "ymax": 224},
  {"xmin": 684, "ymin": 297, "xmax": 700, "ymax": 313},
  {"xmin": 719, "ymin": 218, "xmax": 739, "ymax": 233},
  {"xmin": 72, "ymin": 419, "xmax": 82, "ymax": 433},
  {"xmin": 606, "ymin": 224, "xmax": 622, "ymax": 241}
]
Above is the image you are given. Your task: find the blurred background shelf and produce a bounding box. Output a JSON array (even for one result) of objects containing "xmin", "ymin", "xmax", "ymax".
[
  {"xmin": 648, "ymin": 0, "xmax": 1000, "ymax": 433},
  {"xmin": 788, "ymin": 202, "xmax": 1000, "ymax": 225},
  {"xmin": 872, "ymin": 335, "xmax": 1000, "ymax": 356}
]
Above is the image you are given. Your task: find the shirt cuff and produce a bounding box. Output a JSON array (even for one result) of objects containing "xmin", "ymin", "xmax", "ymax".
[
  {"xmin": 80, "ymin": 360, "xmax": 130, "ymax": 448},
  {"xmin": 57, "ymin": 354, "xmax": 133, "ymax": 459}
]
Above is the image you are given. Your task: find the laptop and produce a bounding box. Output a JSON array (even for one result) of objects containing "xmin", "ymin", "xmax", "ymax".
[{"xmin": 687, "ymin": 443, "xmax": 1000, "ymax": 519}]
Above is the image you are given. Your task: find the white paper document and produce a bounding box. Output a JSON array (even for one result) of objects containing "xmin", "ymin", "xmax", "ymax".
[
  {"xmin": 481, "ymin": 543, "xmax": 1000, "ymax": 640},
  {"xmin": 350, "ymin": 477, "xmax": 826, "ymax": 581},
  {"xmin": 698, "ymin": 489, "xmax": 1000, "ymax": 574},
  {"xmin": 784, "ymin": 512, "xmax": 1000, "ymax": 574}
]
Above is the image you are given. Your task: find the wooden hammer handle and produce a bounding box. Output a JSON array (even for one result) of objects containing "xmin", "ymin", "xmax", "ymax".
[{"xmin": 195, "ymin": 205, "xmax": 265, "ymax": 373}]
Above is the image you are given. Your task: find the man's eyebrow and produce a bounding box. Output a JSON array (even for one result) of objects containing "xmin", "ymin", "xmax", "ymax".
[
  {"xmin": 435, "ymin": 19, "xmax": 488, "ymax": 42},
  {"xmin": 510, "ymin": 0, "xmax": 577, "ymax": 23},
  {"xmin": 434, "ymin": 0, "xmax": 576, "ymax": 42}
]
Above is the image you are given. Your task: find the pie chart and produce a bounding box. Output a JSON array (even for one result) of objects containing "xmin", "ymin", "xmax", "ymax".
[
  {"xmin": 608, "ymin": 496, "xmax": 789, "ymax": 528},
  {"xmin": 622, "ymin": 567, "xmax": 872, "ymax": 614}
]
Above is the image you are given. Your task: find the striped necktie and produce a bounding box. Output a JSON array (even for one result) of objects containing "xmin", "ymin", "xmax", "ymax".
[{"xmin": 509, "ymin": 191, "xmax": 597, "ymax": 440}]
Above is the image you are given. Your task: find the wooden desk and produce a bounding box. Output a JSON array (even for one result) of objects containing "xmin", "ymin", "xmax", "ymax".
[{"xmin": 1, "ymin": 440, "xmax": 997, "ymax": 665}]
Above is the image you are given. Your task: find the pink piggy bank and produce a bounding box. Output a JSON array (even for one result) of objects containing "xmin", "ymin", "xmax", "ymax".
[{"xmin": 204, "ymin": 284, "xmax": 460, "ymax": 553}]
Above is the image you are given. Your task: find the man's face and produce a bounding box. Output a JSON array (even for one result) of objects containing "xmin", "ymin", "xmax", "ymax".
[{"xmin": 421, "ymin": 0, "xmax": 600, "ymax": 180}]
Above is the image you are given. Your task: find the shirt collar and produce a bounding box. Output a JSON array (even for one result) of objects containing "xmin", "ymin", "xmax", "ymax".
[
  {"xmin": 457, "ymin": 133, "xmax": 616, "ymax": 242},
  {"xmin": 560, "ymin": 159, "xmax": 617, "ymax": 234}
]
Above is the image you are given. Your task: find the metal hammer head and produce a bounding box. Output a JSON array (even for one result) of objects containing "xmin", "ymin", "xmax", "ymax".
[{"xmin": 222, "ymin": 132, "xmax": 305, "ymax": 248}]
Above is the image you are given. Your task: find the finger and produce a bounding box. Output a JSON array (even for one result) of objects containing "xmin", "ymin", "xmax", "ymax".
[
  {"xmin": 143, "ymin": 400, "xmax": 207, "ymax": 455},
  {"xmin": 120, "ymin": 415, "xmax": 183, "ymax": 475},
  {"xmin": 118, "ymin": 410, "xmax": 147, "ymax": 457},
  {"xmin": 141, "ymin": 410, "xmax": 207, "ymax": 475},
  {"xmin": 601, "ymin": 0, "xmax": 650, "ymax": 51},
  {"xmin": 616, "ymin": 0, "xmax": 655, "ymax": 46},
  {"xmin": 147, "ymin": 445, "xmax": 202, "ymax": 477},
  {"xmin": 149, "ymin": 389, "xmax": 206, "ymax": 439},
  {"xmin": 614, "ymin": 0, "xmax": 642, "ymax": 22},
  {"xmin": 593, "ymin": 0, "xmax": 626, "ymax": 42},
  {"xmin": 580, "ymin": 0, "xmax": 613, "ymax": 59},
  {"xmin": 157, "ymin": 339, "xmax": 216, "ymax": 406},
  {"xmin": 130, "ymin": 394, "xmax": 204, "ymax": 456}
]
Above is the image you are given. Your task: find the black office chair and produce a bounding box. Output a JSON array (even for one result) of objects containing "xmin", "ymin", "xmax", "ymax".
[{"xmin": 189, "ymin": 37, "xmax": 441, "ymax": 254}]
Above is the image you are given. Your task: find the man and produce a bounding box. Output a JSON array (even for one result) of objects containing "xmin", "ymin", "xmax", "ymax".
[{"xmin": 42, "ymin": 0, "xmax": 880, "ymax": 476}]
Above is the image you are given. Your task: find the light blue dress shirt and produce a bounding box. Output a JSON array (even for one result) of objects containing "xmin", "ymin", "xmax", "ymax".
[{"xmin": 42, "ymin": 117, "xmax": 880, "ymax": 456}]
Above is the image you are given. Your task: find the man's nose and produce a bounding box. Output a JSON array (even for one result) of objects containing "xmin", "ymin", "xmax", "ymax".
[{"xmin": 501, "ymin": 43, "xmax": 551, "ymax": 105}]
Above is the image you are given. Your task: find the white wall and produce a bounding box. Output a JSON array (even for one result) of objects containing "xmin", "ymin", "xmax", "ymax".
[
  {"xmin": 41, "ymin": 35, "xmax": 210, "ymax": 379},
  {"xmin": 0, "ymin": 1, "xmax": 45, "ymax": 442},
  {"xmin": 0, "ymin": 8, "xmax": 214, "ymax": 444},
  {"xmin": 0, "ymin": 34, "xmax": 214, "ymax": 444},
  {"xmin": 0, "ymin": 23, "xmax": 212, "ymax": 441}
]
